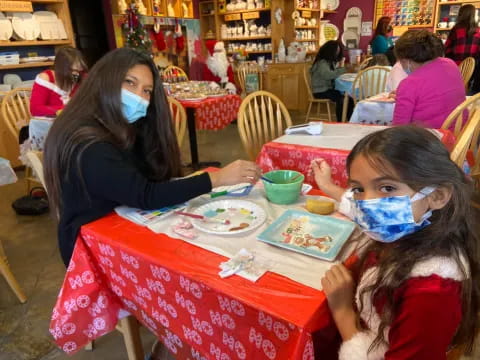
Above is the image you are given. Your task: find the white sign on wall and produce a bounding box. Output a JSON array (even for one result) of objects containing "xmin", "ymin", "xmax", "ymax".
[{"xmin": 361, "ymin": 21, "xmax": 372, "ymax": 36}]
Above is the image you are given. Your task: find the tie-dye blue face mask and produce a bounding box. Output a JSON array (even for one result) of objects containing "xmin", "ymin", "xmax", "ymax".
[{"xmin": 339, "ymin": 187, "xmax": 436, "ymax": 243}]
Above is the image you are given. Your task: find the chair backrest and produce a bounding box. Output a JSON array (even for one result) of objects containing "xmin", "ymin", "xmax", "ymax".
[
  {"xmin": 237, "ymin": 90, "xmax": 292, "ymax": 161},
  {"xmin": 1, "ymin": 87, "xmax": 32, "ymax": 140},
  {"xmin": 351, "ymin": 66, "xmax": 391, "ymax": 103},
  {"xmin": 163, "ymin": 65, "xmax": 189, "ymax": 81},
  {"xmin": 237, "ymin": 63, "xmax": 263, "ymax": 96},
  {"xmin": 166, "ymin": 96, "xmax": 187, "ymax": 147},
  {"xmin": 458, "ymin": 57, "xmax": 475, "ymax": 88},
  {"xmin": 442, "ymin": 92, "xmax": 480, "ymax": 137},
  {"xmin": 303, "ymin": 64, "xmax": 315, "ymax": 101},
  {"xmin": 25, "ymin": 151, "xmax": 45, "ymax": 189},
  {"xmin": 450, "ymin": 108, "xmax": 480, "ymax": 167},
  {"xmin": 358, "ymin": 56, "xmax": 373, "ymax": 71}
]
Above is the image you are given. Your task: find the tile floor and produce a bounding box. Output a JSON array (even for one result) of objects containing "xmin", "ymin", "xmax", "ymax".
[{"xmin": 1, "ymin": 115, "xmax": 479, "ymax": 359}]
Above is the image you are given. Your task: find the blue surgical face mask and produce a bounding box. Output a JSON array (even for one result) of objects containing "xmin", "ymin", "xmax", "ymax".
[
  {"xmin": 121, "ymin": 88, "xmax": 149, "ymax": 123},
  {"xmin": 339, "ymin": 187, "xmax": 436, "ymax": 243}
]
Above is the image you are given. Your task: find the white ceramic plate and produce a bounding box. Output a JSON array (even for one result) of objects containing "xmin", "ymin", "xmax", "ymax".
[
  {"xmin": 56, "ymin": 19, "xmax": 68, "ymax": 39},
  {"xmin": 346, "ymin": 7, "xmax": 362, "ymax": 18},
  {"xmin": 324, "ymin": 0, "xmax": 339, "ymax": 11},
  {"xmin": 323, "ymin": 23, "xmax": 339, "ymax": 41},
  {"xmin": 0, "ymin": 19, "xmax": 12, "ymax": 40},
  {"xmin": 341, "ymin": 29, "xmax": 360, "ymax": 47},
  {"xmin": 12, "ymin": 17, "xmax": 40, "ymax": 40},
  {"xmin": 190, "ymin": 199, "xmax": 266, "ymax": 235},
  {"xmin": 3, "ymin": 73, "xmax": 22, "ymax": 87},
  {"xmin": 33, "ymin": 11, "xmax": 58, "ymax": 20}
]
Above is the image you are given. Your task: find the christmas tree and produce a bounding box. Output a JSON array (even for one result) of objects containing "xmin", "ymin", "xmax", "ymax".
[{"xmin": 123, "ymin": 3, "xmax": 152, "ymax": 56}]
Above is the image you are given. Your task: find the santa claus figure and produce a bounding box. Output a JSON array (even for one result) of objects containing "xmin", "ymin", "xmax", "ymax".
[{"xmin": 204, "ymin": 40, "xmax": 237, "ymax": 94}]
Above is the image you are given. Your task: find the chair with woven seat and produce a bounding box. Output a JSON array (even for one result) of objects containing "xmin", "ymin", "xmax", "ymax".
[
  {"xmin": 341, "ymin": 66, "xmax": 391, "ymax": 122},
  {"xmin": 238, "ymin": 91, "xmax": 292, "ymax": 161},
  {"xmin": 458, "ymin": 57, "xmax": 475, "ymax": 90},
  {"xmin": 166, "ymin": 96, "xmax": 187, "ymax": 147},
  {"xmin": 237, "ymin": 62, "xmax": 263, "ymax": 97},
  {"xmin": 303, "ymin": 65, "xmax": 333, "ymax": 122},
  {"xmin": 163, "ymin": 65, "xmax": 188, "ymax": 81},
  {"xmin": 0, "ymin": 87, "xmax": 37, "ymax": 192}
]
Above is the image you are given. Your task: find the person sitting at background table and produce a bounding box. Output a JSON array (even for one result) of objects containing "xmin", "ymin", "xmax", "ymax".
[
  {"xmin": 203, "ymin": 40, "xmax": 237, "ymax": 94},
  {"xmin": 371, "ymin": 16, "xmax": 394, "ymax": 56},
  {"xmin": 310, "ymin": 126, "xmax": 479, "ymax": 359},
  {"xmin": 392, "ymin": 30, "xmax": 465, "ymax": 128},
  {"xmin": 310, "ymin": 40, "xmax": 354, "ymax": 122},
  {"xmin": 385, "ymin": 61, "xmax": 408, "ymax": 92},
  {"xmin": 43, "ymin": 48, "xmax": 261, "ymax": 266},
  {"xmin": 30, "ymin": 46, "xmax": 87, "ymax": 117}
]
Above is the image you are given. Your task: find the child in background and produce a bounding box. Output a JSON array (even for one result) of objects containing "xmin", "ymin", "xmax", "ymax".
[
  {"xmin": 310, "ymin": 40, "xmax": 354, "ymax": 122},
  {"xmin": 310, "ymin": 126, "xmax": 479, "ymax": 359}
]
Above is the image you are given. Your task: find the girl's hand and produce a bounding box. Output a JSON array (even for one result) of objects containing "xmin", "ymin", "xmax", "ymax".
[
  {"xmin": 388, "ymin": 90, "xmax": 397, "ymax": 100},
  {"xmin": 321, "ymin": 264, "xmax": 355, "ymax": 316},
  {"xmin": 209, "ymin": 160, "xmax": 261, "ymax": 187},
  {"xmin": 309, "ymin": 158, "xmax": 333, "ymax": 189}
]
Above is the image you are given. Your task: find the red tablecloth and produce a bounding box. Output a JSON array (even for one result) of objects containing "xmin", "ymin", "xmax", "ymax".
[
  {"xmin": 179, "ymin": 95, "xmax": 241, "ymax": 131},
  {"xmin": 257, "ymin": 125, "xmax": 456, "ymax": 188},
  {"xmin": 49, "ymin": 212, "xmax": 340, "ymax": 359}
]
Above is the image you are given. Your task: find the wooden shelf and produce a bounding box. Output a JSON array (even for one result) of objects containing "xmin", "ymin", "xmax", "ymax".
[
  {"xmin": 31, "ymin": 0, "xmax": 64, "ymax": 2},
  {"xmin": 222, "ymin": 8, "xmax": 271, "ymax": 15},
  {"xmin": 228, "ymin": 50, "xmax": 272, "ymax": 54},
  {"xmin": 296, "ymin": 7, "xmax": 321, "ymax": 11},
  {"xmin": 322, "ymin": 9, "xmax": 338, "ymax": 13},
  {"xmin": 407, "ymin": 24, "xmax": 434, "ymax": 28},
  {"xmin": 435, "ymin": 27, "xmax": 453, "ymax": 30},
  {"xmin": 222, "ymin": 36, "xmax": 271, "ymax": 41},
  {"xmin": 0, "ymin": 61, "xmax": 54, "ymax": 70},
  {"xmin": 307, "ymin": 50, "xmax": 318, "ymax": 54},
  {"xmin": 200, "ymin": 13, "xmax": 215, "ymax": 17},
  {"xmin": 295, "ymin": 38, "xmax": 317, "ymax": 42},
  {"xmin": 0, "ymin": 39, "xmax": 71, "ymax": 47},
  {"xmin": 295, "ymin": 26, "xmax": 318, "ymax": 29}
]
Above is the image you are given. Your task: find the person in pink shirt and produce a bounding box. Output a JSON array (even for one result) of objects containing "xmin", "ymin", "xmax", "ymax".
[{"xmin": 392, "ymin": 30, "xmax": 465, "ymax": 128}]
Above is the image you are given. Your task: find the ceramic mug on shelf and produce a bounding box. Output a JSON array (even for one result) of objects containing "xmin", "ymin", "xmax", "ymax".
[{"xmin": 438, "ymin": 22, "xmax": 447, "ymax": 28}]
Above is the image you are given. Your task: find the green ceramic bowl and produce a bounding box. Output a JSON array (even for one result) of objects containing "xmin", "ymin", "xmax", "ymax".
[{"xmin": 262, "ymin": 170, "xmax": 305, "ymax": 205}]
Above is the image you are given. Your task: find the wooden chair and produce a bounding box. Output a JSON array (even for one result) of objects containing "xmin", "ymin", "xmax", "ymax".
[
  {"xmin": 341, "ymin": 66, "xmax": 391, "ymax": 122},
  {"xmin": 0, "ymin": 238, "xmax": 27, "ymax": 303},
  {"xmin": 358, "ymin": 56, "xmax": 373, "ymax": 71},
  {"xmin": 25, "ymin": 151, "xmax": 45, "ymax": 189},
  {"xmin": 450, "ymin": 108, "xmax": 480, "ymax": 168},
  {"xmin": 237, "ymin": 62, "xmax": 263, "ymax": 97},
  {"xmin": 163, "ymin": 65, "xmax": 188, "ymax": 81},
  {"xmin": 166, "ymin": 96, "xmax": 187, "ymax": 147},
  {"xmin": 458, "ymin": 57, "xmax": 475, "ymax": 90},
  {"xmin": 238, "ymin": 91, "xmax": 292, "ymax": 161},
  {"xmin": 0, "ymin": 87, "xmax": 37, "ymax": 192},
  {"xmin": 442, "ymin": 92, "xmax": 480, "ymax": 137},
  {"xmin": 303, "ymin": 65, "xmax": 333, "ymax": 122}
]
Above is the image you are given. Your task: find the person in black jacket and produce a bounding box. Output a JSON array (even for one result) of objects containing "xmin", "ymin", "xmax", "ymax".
[{"xmin": 43, "ymin": 48, "xmax": 261, "ymax": 266}]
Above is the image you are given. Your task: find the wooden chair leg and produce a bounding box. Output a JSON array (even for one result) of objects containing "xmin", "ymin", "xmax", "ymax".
[
  {"xmin": 0, "ymin": 242, "xmax": 27, "ymax": 303},
  {"xmin": 84, "ymin": 341, "xmax": 94, "ymax": 351},
  {"xmin": 305, "ymin": 102, "xmax": 312, "ymax": 122},
  {"xmin": 117, "ymin": 316, "xmax": 145, "ymax": 360},
  {"xmin": 341, "ymin": 93, "xmax": 349, "ymax": 123},
  {"xmin": 25, "ymin": 166, "xmax": 32, "ymax": 194},
  {"xmin": 326, "ymin": 102, "xmax": 332, "ymax": 122}
]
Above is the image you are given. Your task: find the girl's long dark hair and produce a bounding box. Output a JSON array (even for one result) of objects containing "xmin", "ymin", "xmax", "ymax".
[
  {"xmin": 44, "ymin": 48, "xmax": 182, "ymax": 218},
  {"xmin": 54, "ymin": 46, "xmax": 87, "ymax": 91},
  {"xmin": 347, "ymin": 126, "xmax": 479, "ymax": 354},
  {"xmin": 454, "ymin": 4, "xmax": 478, "ymax": 37},
  {"xmin": 312, "ymin": 40, "xmax": 344, "ymax": 69}
]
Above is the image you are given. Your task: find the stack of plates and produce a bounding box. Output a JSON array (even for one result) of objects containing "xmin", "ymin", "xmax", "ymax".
[
  {"xmin": 9, "ymin": 12, "xmax": 40, "ymax": 40},
  {"xmin": 33, "ymin": 11, "xmax": 67, "ymax": 40},
  {"xmin": 0, "ymin": 13, "xmax": 12, "ymax": 41}
]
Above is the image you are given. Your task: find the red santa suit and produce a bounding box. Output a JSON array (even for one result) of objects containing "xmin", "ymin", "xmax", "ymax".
[
  {"xmin": 30, "ymin": 70, "xmax": 81, "ymax": 117},
  {"xmin": 203, "ymin": 40, "xmax": 237, "ymax": 93},
  {"xmin": 339, "ymin": 252, "xmax": 465, "ymax": 360}
]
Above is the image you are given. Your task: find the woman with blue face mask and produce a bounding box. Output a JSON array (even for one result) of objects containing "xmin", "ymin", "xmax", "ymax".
[
  {"xmin": 43, "ymin": 48, "xmax": 261, "ymax": 267},
  {"xmin": 309, "ymin": 126, "xmax": 479, "ymax": 359}
]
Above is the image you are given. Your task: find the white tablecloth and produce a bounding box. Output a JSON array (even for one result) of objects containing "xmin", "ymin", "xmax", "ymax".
[
  {"xmin": 349, "ymin": 100, "xmax": 395, "ymax": 125},
  {"xmin": 0, "ymin": 157, "xmax": 17, "ymax": 185}
]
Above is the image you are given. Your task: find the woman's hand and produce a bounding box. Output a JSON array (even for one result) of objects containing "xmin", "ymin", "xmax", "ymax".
[
  {"xmin": 388, "ymin": 90, "xmax": 397, "ymax": 100},
  {"xmin": 321, "ymin": 264, "xmax": 359, "ymax": 341},
  {"xmin": 209, "ymin": 160, "xmax": 261, "ymax": 188}
]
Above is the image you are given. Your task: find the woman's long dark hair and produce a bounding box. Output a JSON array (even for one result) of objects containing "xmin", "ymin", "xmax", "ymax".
[
  {"xmin": 312, "ymin": 40, "xmax": 344, "ymax": 69},
  {"xmin": 347, "ymin": 126, "xmax": 479, "ymax": 354},
  {"xmin": 44, "ymin": 48, "xmax": 182, "ymax": 218},
  {"xmin": 454, "ymin": 4, "xmax": 478, "ymax": 37},
  {"xmin": 370, "ymin": 16, "xmax": 392, "ymax": 44}
]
